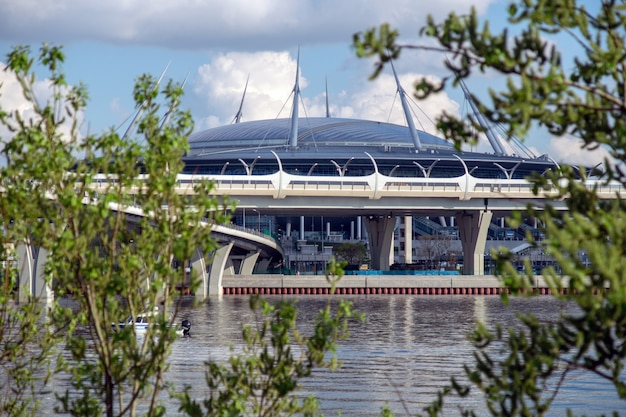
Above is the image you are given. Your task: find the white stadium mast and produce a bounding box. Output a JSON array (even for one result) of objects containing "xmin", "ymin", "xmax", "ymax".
[
  {"xmin": 390, "ymin": 60, "xmax": 423, "ymax": 153},
  {"xmin": 288, "ymin": 50, "xmax": 301, "ymax": 150}
]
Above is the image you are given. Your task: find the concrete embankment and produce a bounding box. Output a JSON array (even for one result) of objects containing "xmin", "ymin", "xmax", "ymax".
[{"xmin": 221, "ymin": 274, "xmax": 558, "ymax": 296}]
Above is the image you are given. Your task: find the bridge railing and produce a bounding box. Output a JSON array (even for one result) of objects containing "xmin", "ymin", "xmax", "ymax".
[
  {"xmin": 89, "ymin": 172, "xmax": 626, "ymax": 201},
  {"xmin": 216, "ymin": 221, "xmax": 279, "ymax": 244},
  {"xmin": 105, "ymin": 204, "xmax": 282, "ymax": 251},
  {"xmin": 474, "ymin": 182, "xmax": 535, "ymax": 193},
  {"xmin": 382, "ymin": 181, "xmax": 462, "ymax": 193}
]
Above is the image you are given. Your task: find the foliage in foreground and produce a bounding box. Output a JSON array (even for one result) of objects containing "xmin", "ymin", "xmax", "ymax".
[
  {"xmin": 354, "ymin": 0, "xmax": 626, "ymax": 415},
  {"xmin": 0, "ymin": 45, "xmax": 359, "ymax": 417},
  {"xmin": 1, "ymin": 42, "xmax": 226, "ymax": 417}
]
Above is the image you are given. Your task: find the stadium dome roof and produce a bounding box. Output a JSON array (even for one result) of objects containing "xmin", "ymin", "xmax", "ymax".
[
  {"xmin": 186, "ymin": 117, "xmax": 454, "ymax": 154},
  {"xmin": 181, "ymin": 60, "xmax": 556, "ymax": 180},
  {"xmin": 182, "ymin": 116, "xmax": 554, "ymax": 180}
]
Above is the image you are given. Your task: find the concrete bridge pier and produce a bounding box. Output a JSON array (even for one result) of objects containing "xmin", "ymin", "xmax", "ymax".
[
  {"xmin": 224, "ymin": 251, "xmax": 263, "ymax": 275},
  {"xmin": 364, "ymin": 216, "xmax": 396, "ymax": 271},
  {"xmin": 16, "ymin": 241, "xmax": 53, "ymax": 303},
  {"xmin": 456, "ymin": 210, "xmax": 493, "ymax": 275},
  {"xmin": 240, "ymin": 251, "xmax": 261, "ymax": 275},
  {"xmin": 189, "ymin": 247, "xmax": 209, "ymax": 298},
  {"xmin": 404, "ymin": 216, "xmax": 413, "ymax": 264},
  {"xmin": 192, "ymin": 242, "xmax": 234, "ymax": 299},
  {"xmin": 255, "ymin": 258, "xmax": 271, "ymax": 273}
]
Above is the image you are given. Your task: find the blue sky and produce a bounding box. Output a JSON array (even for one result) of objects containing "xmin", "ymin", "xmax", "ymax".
[{"xmin": 0, "ymin": 0, "xmax": 608, "ymax": 165}]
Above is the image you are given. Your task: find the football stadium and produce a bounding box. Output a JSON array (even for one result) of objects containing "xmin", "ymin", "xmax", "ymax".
[{"xmin": 180, "ymin": 62, "xmax": 559, "ymax": 275}]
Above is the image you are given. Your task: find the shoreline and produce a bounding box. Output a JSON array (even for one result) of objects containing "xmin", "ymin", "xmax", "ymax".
[{"xmin": 220, "ymin": 274, "xmax": 563, "ymax": 296}]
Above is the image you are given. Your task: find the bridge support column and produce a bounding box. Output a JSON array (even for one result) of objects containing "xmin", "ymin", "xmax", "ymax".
[
  {"xmin": 404, "ymin": 216, "xmax": 413, "ymax": 264},
  {"xmin": 16, "ymin": 242, "xmax": 53, "ymax": 303},
  {"xmin": 256, "ymin": 258, "xmax": 271, "ymax": 273},
  {"xmin": 202, "ymin": 242, "xmax": 233, "ymax": 298},
  {"xmin": 240, "ymin": 251, "xmax": 260, "ymax": 275},
  {"xmin": 364, "ymin": 216, "xmax": 396, "ymax": 271},
  {"xmin": 189, "ymin": 248, "xmax": 208, "ymax": 299},
  {"xmin": 456, "ymin": 210, "xmax": 493, "ymax": 275},
  {"xmin": 223, "ymin": 259, "xmax": 235, "ymax": 275},
  {"xmin": 390, "ymin": 229, "xmax": 395, "ymax": 266}
]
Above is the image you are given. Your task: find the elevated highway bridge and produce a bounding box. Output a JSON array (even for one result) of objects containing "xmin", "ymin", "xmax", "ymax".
[
  {"xmin": 94, "ymin": 165, "xmax": 623, "ymax": 216},
  {"xmin": 15, "ymin": 202, "xmax": 283, "ymax": 302},
  {"xmin": 91, "ymin": 169, "xmax": 625, "ymax": 281},
  {"xmin": 16, "ymin": 166, "xmax": 622, "ymax": 301}
]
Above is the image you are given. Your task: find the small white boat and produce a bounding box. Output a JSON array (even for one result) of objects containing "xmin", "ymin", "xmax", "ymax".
[{"xmin": 114, "ymin": 308, "xmax": 191, "ymax": 336}]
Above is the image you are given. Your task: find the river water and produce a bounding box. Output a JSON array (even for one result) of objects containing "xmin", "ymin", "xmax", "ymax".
[{"xmin": 165, "ymin": 295, "xmax": 623, "ymax": 416}]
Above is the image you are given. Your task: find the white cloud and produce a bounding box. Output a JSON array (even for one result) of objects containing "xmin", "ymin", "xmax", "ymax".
[
  {"xmin": 190, "ymin": 51, "xmax": 461, "ymax": 137},
  {"xmin": 0, "ymin": 62, "xmax": 85, "ymax": 145},
  {"xmin": 336, "ymin": 72, "xmax": 460, "ymax": 136},
  {"xmin": 1, "ymin": 0, "xmax": 606, "ymax": 168},
  {"xmin": 547, "ymin": 135, "xmax": 612, "ymax": 167},
  {"xmin": 192, "ymin": 51, "xmax": 307, "ymax": 129},
  {"xmin": 0, "ymin": 0, "xmax": 497, "ymax": 50},
  {"xmin": 0, "ymin": 65, "xmax": 37, "ymax": 140},
  {"xmin": 0, "ymin": 0, "xmax": 502, "ymax": 144}
]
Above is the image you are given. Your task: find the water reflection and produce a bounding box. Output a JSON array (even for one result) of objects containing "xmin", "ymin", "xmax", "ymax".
[
  {"xmin": 52, "ymin": 295, "xmax": 624, "ymax": 416},
  {"xmin": 161, "ymin": 295, "xmax": 621, "ymax": 416}
]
